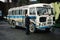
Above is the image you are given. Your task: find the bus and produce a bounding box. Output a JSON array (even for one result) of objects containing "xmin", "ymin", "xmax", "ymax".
[{"xmin": 6, "ymin": 3, "xmax": 55, "ymax": 32}]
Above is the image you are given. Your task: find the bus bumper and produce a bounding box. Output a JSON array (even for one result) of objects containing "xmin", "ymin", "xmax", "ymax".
[{"xmin": 36, "ymin": 26, "xmax": 52, "ymax": 30}]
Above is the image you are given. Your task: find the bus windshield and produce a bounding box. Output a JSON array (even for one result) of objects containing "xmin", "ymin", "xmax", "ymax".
[{"xmin": 36, "ymin": 7, "xmax": 53, "ymax": 16}]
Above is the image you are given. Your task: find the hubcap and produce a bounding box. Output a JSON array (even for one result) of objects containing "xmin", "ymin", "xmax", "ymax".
[
  {"xmin": 29, "ymin": 24, "xmax": 35, "ymax": 32},
  {"xmin": 11, "ymin": 21, "xmax": 16, "ymax": 28}
]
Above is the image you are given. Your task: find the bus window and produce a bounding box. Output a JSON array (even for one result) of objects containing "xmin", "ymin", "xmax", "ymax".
[
  {"xmin": 51, "ymin": 8, "xmax": 54, "ymax": 15},
  {"xmin": 29, "ymin": 8, "xmax": 36, "ymax": 15},
  {"xmin": 19, "ymin": 10, "xmax": 22, "ymax": 15},
  {"xmin": 8, "ymin": 11, "xmax": 12, "ymax": 15},
  {"xmin": 14, "ymin": 10, "xmax": 16, "ymax": 15},
  {"xmin": 12, "ymin": 10, "xmax": 16, "ymax": 15},
  {"xmin": 25, "ymin": 10, "xmax": 27, "ymax": 14},
  {"xmin": 23, "ymin": 10, "xmax": 27, "ymax": 15},
  {"xmin": 36, "ymin": 7, "xmax": 47, "ymax": 16},
  {"xmin": 48, "ymin": 8, "xmax": 51, "ymax": 14},
  {"xmin": 16, "ymin": 10, "xmax": 19, "ymax": 15}
]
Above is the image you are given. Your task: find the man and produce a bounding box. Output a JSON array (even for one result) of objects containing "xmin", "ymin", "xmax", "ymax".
[{"xmin": 25, "ymin": 13, "xmax": 30, "ymax": 35}]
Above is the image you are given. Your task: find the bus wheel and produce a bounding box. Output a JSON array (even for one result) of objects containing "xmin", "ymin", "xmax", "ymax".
[
  {"xmin": 11, "ymin": 21, "xmax": 16, "ymax": 29},
  {"xmin": 29, "ymin": 23, "xmax": 36, "ymax": 33},
  {"xmin": 45, "ymin": 28, "xmax": 50, "ymax": 32}
]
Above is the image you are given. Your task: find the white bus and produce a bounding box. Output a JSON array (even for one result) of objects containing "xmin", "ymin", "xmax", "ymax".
[{"xmin": 6, "ymin": 3, "xmax": 55, "ymax": 32}]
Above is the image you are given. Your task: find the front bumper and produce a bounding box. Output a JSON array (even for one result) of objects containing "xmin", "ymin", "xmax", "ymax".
[{"xmin": 36, "ymin": 25, "xmax": 52, "ymax": 29}]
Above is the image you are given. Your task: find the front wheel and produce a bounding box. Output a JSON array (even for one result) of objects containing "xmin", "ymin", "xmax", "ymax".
[
  {"xmin": 29, "ymin": 23, "xmax": 36, "ymax": 33},
  {"xmin": 11, "ymin": 21, "xmax": 16, "ymax": 29}
]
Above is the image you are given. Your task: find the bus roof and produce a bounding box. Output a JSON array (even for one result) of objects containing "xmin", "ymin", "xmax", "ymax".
[{"xmin": 9, "ymin": 3, "xmax": 53, "ymax": 11}]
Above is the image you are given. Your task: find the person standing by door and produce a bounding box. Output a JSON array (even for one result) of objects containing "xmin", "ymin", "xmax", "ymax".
[{"xmin": 25, "ymin": 13, "xmax": 30, "ymax": 35}]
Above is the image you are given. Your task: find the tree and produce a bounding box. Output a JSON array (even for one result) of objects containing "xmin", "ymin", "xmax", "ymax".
[{"xmin": 17, "ymin": 0, "xmax": 29, "ymax": 6}]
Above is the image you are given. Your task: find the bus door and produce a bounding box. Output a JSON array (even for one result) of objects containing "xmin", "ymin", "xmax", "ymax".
[{"xmin": 22, "ymin": 9, "xmax": 28, "ymax": 27}]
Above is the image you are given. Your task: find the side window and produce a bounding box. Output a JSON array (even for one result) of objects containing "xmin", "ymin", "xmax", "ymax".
[
  {"xmin": 51, "ymin": 8, "xmax": 54, "ymax": 15},
  {"xmin": 29, "ymin": 8, "xmax": 36, "ymax": 15},
  {"xmin": 19, "ymin": 10, "xmax": 22, "ymax": 15},
  {"xmin": 9, "ymin": 11, "xmax": 12, "ymax": 15},
  {"xmin": 13, "ymin": 10, "xmax": 16, "ymax": 15},
  {"xmin": 12, "ymin": 10, "xmax": 16, "ymax": 15},
  {"xmin": 23, "ymin": 10, "xmax": 27, "ymax": 15},
  {"xmin": 16, "ymin": 10, "xmax": 19, "ymax": 15},
  {"xmin": 48, "ymin": 8, "xmax": 51, "ymax": 14}
]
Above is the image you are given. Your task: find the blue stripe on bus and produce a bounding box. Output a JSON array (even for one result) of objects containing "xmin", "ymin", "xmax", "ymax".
[
  {"xmin": 29, "ymin": 16, "xmax": 36, "ymax": 19},
  {"xmin": 7, "ymin": 16, "xmax": 25, "ymax": 18},
  {"xmin": 7, "ymin": 16, "xmax": 36, "ymax": 19}
]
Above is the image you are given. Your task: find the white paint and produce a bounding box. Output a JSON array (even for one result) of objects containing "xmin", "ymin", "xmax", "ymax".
[
  {"xmin": 0, "ymin": 0, "xmax": 12, "ymax": 2},
  {"xmin": 0, "ymin": 0, "xmax": 5, "ymax": 2}
]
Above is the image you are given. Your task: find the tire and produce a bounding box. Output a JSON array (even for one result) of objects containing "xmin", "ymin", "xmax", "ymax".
[
  {"xmin": 29, "ymin": 23, "xmax": 36, "ymax": 33},
  {"xmin": 45, "ymin": 28, "xmax": 50, "ymax": 32},
  {"xmin": 11, "ymin": 20, "xmax": 16, "ymax": 29}
]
